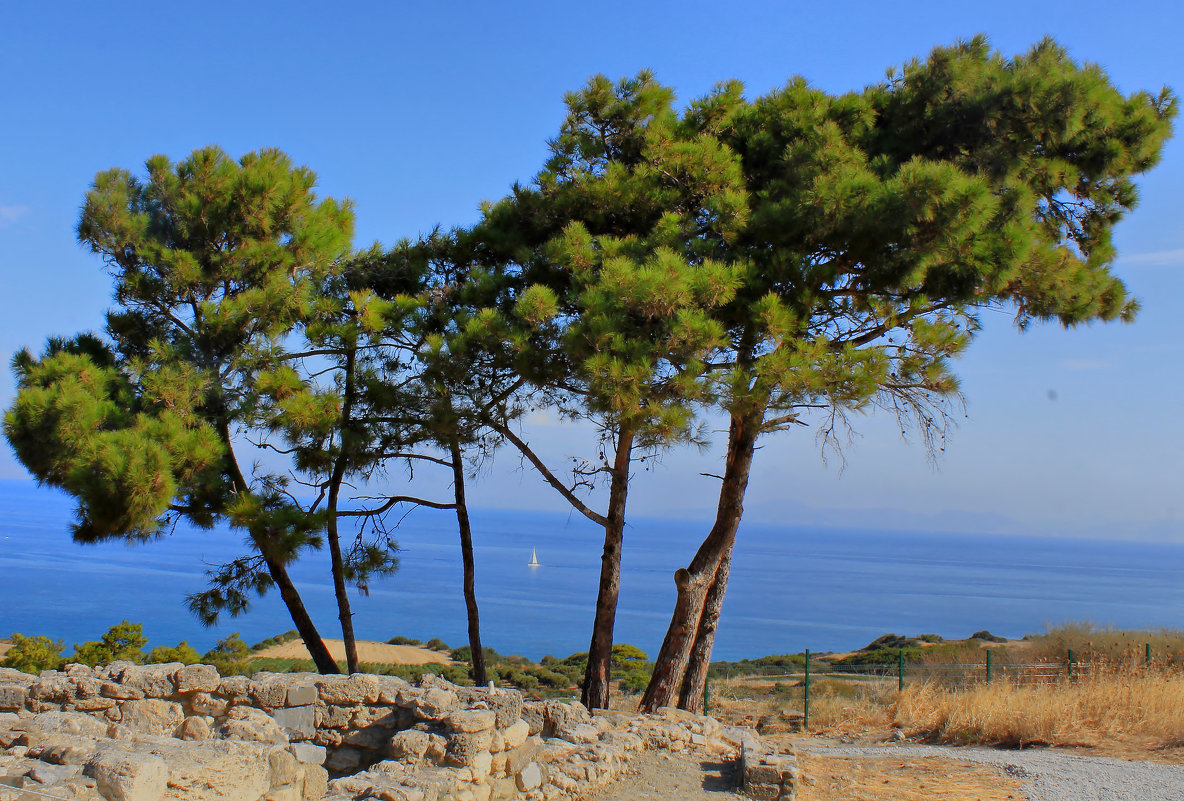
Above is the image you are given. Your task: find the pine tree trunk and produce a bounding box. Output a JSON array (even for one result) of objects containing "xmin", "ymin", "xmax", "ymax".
[
  {"xmin": 327, "ymin": 347, "xmax": 360, "ymax": 674},
  {"xmin": 582, "ymin": 427, "xmax": 635, "ymax": 710},
  {"xmin": 220, "ymin": 419, "xmax": 340, "ymax": 675},
  {"xmin": 449, "ymin": 431, "xmax": 487, "ymax": 687},
  {"xmin": 678, "ymin": 549, "xmax": 732, "ymax": 712},
  {"xmin": 264, "ymin": 555, "xmax": 342, "ymax": 674},
  {"xmin": 639, "ymin": 412, "xmax": 758, "ymax": 712}
]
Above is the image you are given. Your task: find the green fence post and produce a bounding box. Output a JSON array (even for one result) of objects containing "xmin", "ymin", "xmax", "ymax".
[
  {"xmin": 703, "ymin": 675, "xmax": 710, "ymax": 715},
  {"xmin": 986, "ymin": 648, "xmax": 993, "ymax": 682},
  {"xmin": 1067, "ymin": 648, "xmax": 1075, "ymax": 680},
  {"xmin": 1146, "ymin": 643, "xmax": 1152, "ymax": 666},
  {"xmin": 898, "ymin": 648, "xmax": 904, "ymax": 692},
  {"xmin": 803, "ymin": 649, "xmax": 810, "ymax": 732}
]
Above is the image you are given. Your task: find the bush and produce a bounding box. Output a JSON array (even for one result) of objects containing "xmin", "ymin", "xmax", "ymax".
[
  {"xmin": 969, "ymin": 630, "xmax": 1008, "ymax": 643},
  {"xmin": 425, "ymin": 638, "xmax": 449, "ymax": 651},
  {"xmin": 202, "ymin": 633, "xmax": 253, "ymax": 675},
  {"xmin": 388, "ymin": 636, "xmax": 423, "ymax": 646},
  {"xmin": 145, "ymin": 641, "xmax": 201, "ymax": 665},
  {"xmin": 1, "ymin": 633, "xmax": 64, "ymax": 674}
]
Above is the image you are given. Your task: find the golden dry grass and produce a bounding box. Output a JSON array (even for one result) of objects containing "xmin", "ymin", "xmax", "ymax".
[
  {"xmin": 891, "ymin": 668, "xmax": 1184, "ymax": 749},
  {"xmin": 795, "ymin": 755, "xmax": 1025, "ymax": 801},
  {"xmin": 252, "ymin": 638, "xmax": 453, "ymax": 665}
]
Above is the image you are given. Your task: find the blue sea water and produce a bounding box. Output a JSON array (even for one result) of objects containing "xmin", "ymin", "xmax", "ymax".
[{"xmin": 2, "ymin": 478, "xmax": 1183, "ymax": 660}]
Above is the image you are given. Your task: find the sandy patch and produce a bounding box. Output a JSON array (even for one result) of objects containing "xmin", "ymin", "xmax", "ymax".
[
  {"xmin": 0, "ymin": 641, "xmax": 10, "ymax": 660},
  {"xmin": 253, "ymin": 638, "xmax": 454, "ymax": 665}
]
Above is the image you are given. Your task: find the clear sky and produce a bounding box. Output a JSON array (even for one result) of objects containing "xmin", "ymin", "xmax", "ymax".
[{"xmin": 2, "ymin": 0, "xmax": 1181, "ymax": 542}]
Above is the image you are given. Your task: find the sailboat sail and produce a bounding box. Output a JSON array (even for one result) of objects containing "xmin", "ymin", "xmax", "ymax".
[{"xmin": 528, "ymin": 548, "xmax": 540, "ymax": 567}]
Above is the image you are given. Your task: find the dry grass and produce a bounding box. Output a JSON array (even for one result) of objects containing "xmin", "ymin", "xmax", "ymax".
[
  {"xmin": 795, "ymin": 755, "xmax": 1024, "ymax": 801},
  {"xmin": 252, "ymin": 638, "xmax": 454, "ymax": 665},
  {"xmin": 891, "ymin": 667, "xmax": 1184, "ymax": 749}
]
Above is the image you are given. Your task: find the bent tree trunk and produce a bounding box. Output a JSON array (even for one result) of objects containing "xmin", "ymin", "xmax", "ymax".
[
  {"xmin": 327, "ymin": 346, "xmax": 361, "ymax": 674},
  {"xmin": 678, "ymin": 548, "xmax": 732, "ymax": 712},
  {"xmin": 264, "ymin": 555, "xmax": 342, "ymax": 674},
  {"xmin": 222, "ymin": 422, "xmax": 340, "ymax": 675},
  {"xmin": 582, "ymin": 427, "xmax": 636, "ymax": 710},
  {"xmin": 639, "ymin": 412, "xmax": 758, "ymax": 712},
  {"xmin": 450, "ymin": 430, "xmax": 487, "ymax": 687}
]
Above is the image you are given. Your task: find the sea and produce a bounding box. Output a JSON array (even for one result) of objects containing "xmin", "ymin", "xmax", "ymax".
[{"xmin": 2, "ymin": 478, "xmax": 1183, "ymax": 661}]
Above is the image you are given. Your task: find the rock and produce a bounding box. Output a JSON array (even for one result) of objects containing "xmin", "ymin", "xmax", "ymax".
[
  {"xmin": 302, "ymin": 763, "xmax": 329, "ymax": 800},
  {"xmin": 445, "ymin": 730, "xmax": 493, "ymax": 767},
  {"xmin": 27, "ymin": 760, "xmax": 83, "ymax": 785},
  {"xmin": 175, "ymin": 716, "xmax": 211, "ymax": 741},
  {"xmin": 116, "ymin": 700, "xmax": 184, "ymax": 736},
  {"xmin": 84, "ymin": 748, "xmax": 168, "ymax": 801},
  {"xmin": 515, "ymin": 762, "xmax": 545, "ymax": 792},
  {"xmin": 219, "ymin": 706, "xmax": 288, "ymax": 745},
  {"xmin": 324, "ymin": 745, "xmax": 363, "ymax": 773},
  {"xmin": 100, "ymin": 682, "xmax": 145, "ymax": 701},
  {"xmin": 288, "ymin": 742, "xmax": 327, "ymax": 765},
  {"xmin": 269, "ymin": 705, "xmax": 316, "ymax": 740},
  {"xmin": 447, "ymin": 710, "xmax": 496, "ymax": 733},
  {"xmin": 269, "ymin": 748, "xmax": 300, "ymax": 786},
  {"xmin": 0, "ymin": 685, "xmax": 29, "ymax": 711},
  {"xmin": 174, "ymin": 665, "xmax": 220, "ymax": 694},
  {"xmin": 554, "ymin": 723, "xmax": 599, "ymax": 744},
  {"xmin": 186, "ymin": 692, "xmax": 227, "ymax": 717},
  {"xmin": 28, "ymin": 733, "xmax": 101, "ymax": 765},
  {"xmin": 411, "ymin": 687, "xmax": 458, "ymax": 719},
  {"xmin": 149, "ymin": 739, "xmax": 276, "ymax": 801},
  {"xmin": 388, "ymin": 730, "xmax": 447, "ymax": 765},
  {"xmin": 118, "ymin": 665, "xmax": 181, "ymax": 699}
]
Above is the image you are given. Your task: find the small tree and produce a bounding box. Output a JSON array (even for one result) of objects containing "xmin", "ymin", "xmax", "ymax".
[{"xmin": 71, "ymin": 620, "xmax": 149, "ymax": 666}]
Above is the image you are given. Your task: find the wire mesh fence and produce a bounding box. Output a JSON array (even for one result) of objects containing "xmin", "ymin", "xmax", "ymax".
[{"xmin": 703, "ymin": 645, "xmax": 1171, "ymax": 729}]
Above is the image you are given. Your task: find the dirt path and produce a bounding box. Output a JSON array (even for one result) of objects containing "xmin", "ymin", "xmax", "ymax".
[{"xmin": 578, "ymin": 750, "xmax": 744, "ymax": 801}]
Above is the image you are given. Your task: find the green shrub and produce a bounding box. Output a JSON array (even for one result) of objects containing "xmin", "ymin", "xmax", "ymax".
[
  {"xmin": 1, "ymin": 633, "xmax": 65, "ymax": 674},
  {"xmin": 202, "ymin": 633, "xmax": 253, "ymax": 675},
  {"xmin": 388, "ymin": 636, "xmax": 423, "ymax": 646},
  {"xmin": 424, "ymin": 638, "xmax": 449, "ymax": 651},
  {"xmin": 145, "ymin": 641, "xmax": 201, "ymax": 665}
]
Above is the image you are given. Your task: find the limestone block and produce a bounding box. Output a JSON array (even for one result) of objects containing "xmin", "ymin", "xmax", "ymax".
[
  {"xmin": 30, "ymin": 674, "xmax": 75, "ymax": 703},
  {"xmin": 341, "ymin": 724, "xmax": 392, "ymax": 751},
  {"xmin": 84, "ymin": 748, "xmax": 168, "ymax": 801},
  {"xmin": 444, "ymin": 730, "xmax": 493, "ymax": 767},
  {"xmin": 264, "ymin": 785, "xmax": 304, "ymax": 801},
  {"xmin": 219, "ymin": 706, "xmax": 288, "ymax": 744},
  {"xmin": 248, "ymin": 678, "xmax": 289, "ymax": 709},
  {"xmin": 187, "ymin": 692, "xmax": 227, "ymax": 717},
  {"xmin": 314, "ymin": 674, "xmax": 381, "ymax": 705},
  {"xmin": 117, "ymin": 700, "xmax": 184, "ymax": 736},
  {"xmin": 27, "ymin": 700, "xmax": 62, "ymax": 713},
  {"xmin": 70, "ymin": 677, "xmax": 102, "ymax": 699},
  {"xmin": 288, "ymin": 742, "xmax": 327, "ymax": 765},
  {"xmin": 27, "ymin": 760, "xmax": 83, "ymax": 785},
  {"xmin": 100, "ymin": 682, "xmax": 144, "ymax": 701},
  {"xmin": 28, "ymin": 733, "xmax": 101, "ymax": 765},
  {"xmin": 119, "ymin": 664, "xmax": 181, "ymax": 698},
  {"xmin": 500, "ymin": 720, "xmax": 529, "ymax": 751},
  {"xmin": 174, "ymin": 665, "xmax": 220, "ymax": 694},
  {"xmin": 373, "ymin": 675, "xmax": 412, "ymax": 705},
  {"xmin": 285, "ymin": 682, "xmax": 318, "ymax": 707},
  {"xmin": 446, "ymin": 709, "xmax": 495, "ymax": 733},
  {"xmin": 515, "ymin": 761, "xmax": 545, "ymax": 792},
  {"xmin": 411, "ymin": 687, "xmax": 458, "ymax": 720},
  {"xmin": 270, "ymin": 705, "xmax": 316, "ymax": 740},
  {"xmin": 503, "ymin": 740, "xmax": 540, "ymax": 776},
  {"xmin": 73, "ymin": 697, "xmax": 117, "ymax": 713},
  {"xmin": 175, "ymin": 716, "xmax": 211, "ymax": 741},
  {"xmin": 148, "ymin": 739, "xmax": 276, "ymax": 801},
  {"xmin": 472, "ymin": 782, "xmax": 492, "ymax": 801},
  {"xmin": 554, "ymin": 723, "xmax": 599, "ymax": 744},
  {"xmin": 352, "ymin": 706, "xmax": 399, "ymax": 729},
  {"xmin": 217, "ymin": 676, "xmax": 252, "ymax": 703},
  {"xmin": 17, "ymin": 711, "xmax": 108, "ymax": 746},
  {"xmin": 302, "ymin": 763, "xmax": 329, "ymax": 800},
  {"xmin": 490, "ymin": 752, "xmax": 508, "ymax": 776},
  {"xmin": 0, "ymin": 667, "xmax": 37, "ymax": 687},
  {"xmin": 600, "ymin": 731, "xmax": 642, "ymax": 752},
  {"xmin": 0, "ymin": 686, "xmax": 29, "ymax": 711},
  {"xmin": 388, "ymin": 730, "xmax": 447, "ymax": 765},
  {"xmin": 488, "ymin": 776, "xmax": 518, "ymax": 800},
  {"xmin": 316, "ymin": 704, "xmax": 357, "ymax": 729},
  {"xmin": 469, "ymin": 749, "xmax": 493, "ymax": 783},
  {"xmin": 269, "ymin": 747, "xmax": 300, "ymax": 786}
]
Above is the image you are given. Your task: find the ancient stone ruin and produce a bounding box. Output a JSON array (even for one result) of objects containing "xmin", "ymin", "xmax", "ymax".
[{"xmin": 0, "ymin": 662, "xmax": 798, "ymax": 800}]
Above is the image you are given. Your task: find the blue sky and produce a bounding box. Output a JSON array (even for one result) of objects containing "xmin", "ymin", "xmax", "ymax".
[{"xmin": 2, "ymin": 0, "xmax": 1181, "ymax": 541}]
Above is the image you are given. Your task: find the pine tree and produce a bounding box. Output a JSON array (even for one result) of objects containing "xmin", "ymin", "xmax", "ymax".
[
  {"xmin": 4, "ymin": 147, "xmax": 355, "ymax": 674},
  {"xmin": 639, "ymin": 37, "xmax": 1175, "ymax": 711}
]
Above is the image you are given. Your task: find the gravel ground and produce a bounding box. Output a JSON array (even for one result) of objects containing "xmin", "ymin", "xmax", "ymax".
[{"xmin": 797, "ymin": 740, "xmax": 1184, "ymax": 801}]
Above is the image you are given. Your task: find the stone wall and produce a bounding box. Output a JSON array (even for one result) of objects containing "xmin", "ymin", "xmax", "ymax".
[{"xmin": 0, "ymin": 662, "xmax": 783, "ymax": 801}]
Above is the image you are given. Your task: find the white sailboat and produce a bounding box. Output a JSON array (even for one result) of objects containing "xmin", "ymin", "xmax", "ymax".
[{"xmin": 528, "ymin": 548, "xmax": 540, "ymax": 567}]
